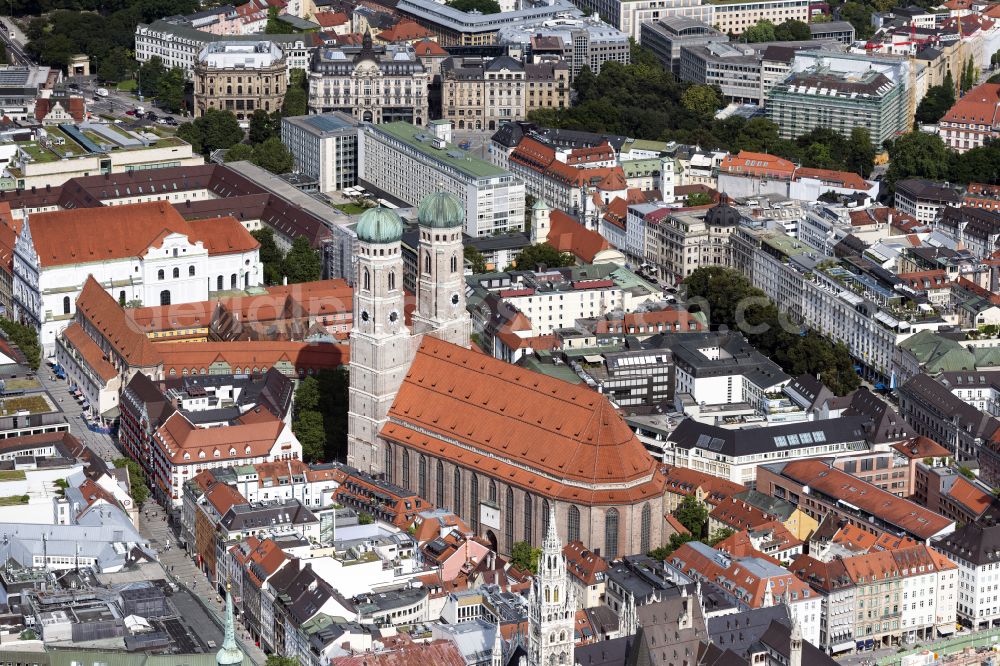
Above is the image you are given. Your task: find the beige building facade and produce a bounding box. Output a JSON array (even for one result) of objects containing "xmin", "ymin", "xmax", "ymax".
[{"xmin": 194, "ymin": 41, "xmax": 287, "ymax": 123}]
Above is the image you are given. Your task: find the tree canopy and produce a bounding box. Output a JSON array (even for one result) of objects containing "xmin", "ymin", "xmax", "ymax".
[
  {"xmin": 674, "ymin": 495, "xmax": 708, "ymax": 536},
  {"xmin": 113, "ymin": 458, "xmax": 150, "ymax": 506},
  {"xmin": 282, "ymin": 69, "xmax": 308, "ymax": 117},
  {"xmin": 291, "ymin": 368, "xmax": 349, "ymax": 462},
  {"xmin": 515, "ymin": 243, "xmax": 575, "ymax": 270},
  {"xmin": 283, "ymin": 236, "xmax": 322, "ymax": 284},
  {"xmin": 914, "ymin": 74, "xmax": 956, "ymax": 125},
  {"xmin": 0, "ymin": 320, "xmax": 39, "ymax": 370},
  {"xmin": 177, "ymin": 109, "xmax": 243, "ymax": 155},
  {"xmin": 446, "ymin": 0, "xmax": 501, "ymax": 11},
  {"xmin": 252, "ymin": 228, "xmax": 284, "ymax": 285},
  {"xmin": 510, "ymin": 541, "xmax": 542, "ymax": 573}
]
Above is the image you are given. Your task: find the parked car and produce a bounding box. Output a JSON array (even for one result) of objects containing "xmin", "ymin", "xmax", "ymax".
[
  {"xmin": 95, "ymin": 87, "xmax": 109, "ymax": 97},
  {"xmin": 124, "ymin": 109, "xmax": 136, "ymax": 116}
]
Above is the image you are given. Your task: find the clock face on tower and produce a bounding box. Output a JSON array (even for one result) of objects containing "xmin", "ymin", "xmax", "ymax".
[
  {"xmin": 388, "ymin": 310, "xmax": 399, "ymax": 324},
  {"xmin": 361, "ymin": 309, "xmax": 370, "ymax": 322}
]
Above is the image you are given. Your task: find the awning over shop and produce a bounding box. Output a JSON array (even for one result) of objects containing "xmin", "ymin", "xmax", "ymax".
[
  {"xmin": 831, "ymin": 642, "xmax": 855, "ymax": 653},
  {"xmin": 937, "ymin": 625, "xmax": 956, "ymax": 636}
]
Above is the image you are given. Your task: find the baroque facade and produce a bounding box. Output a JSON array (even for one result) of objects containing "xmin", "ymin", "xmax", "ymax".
[{"xmin": 308, "ymin": 33, "xmax": 429, "ymax": 124}]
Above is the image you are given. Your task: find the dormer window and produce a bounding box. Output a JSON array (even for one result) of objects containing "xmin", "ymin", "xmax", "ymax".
[{"xmin": 199, "ymin": 451, "xmax": 206, "ymax": 459}]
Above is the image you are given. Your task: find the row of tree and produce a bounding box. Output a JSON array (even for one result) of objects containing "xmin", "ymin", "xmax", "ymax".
[
  {"xmin": 684, "ymin": 267, "xmax": 862, "ymax": 396},
  {"xmin": 740, "ymin": 19, "xmax": 811, "ymax": 43},
  {"xmin": 527, "ymin": 43, "xmax": 876, "ymax": 178},
  {"xmin": 0, "ymin": 319, "xmax": 40, "ymax": 370},
  {"xmin": 885, "ymin": 130, "xmax": 1000, "ymax": 188},
  {"xmin": 291, "ymin": 368, "xmax": 349, "ymax": 462},
  {"xmin": 137, "ymin": 56, "xmax": 186, "ymax": 113}
]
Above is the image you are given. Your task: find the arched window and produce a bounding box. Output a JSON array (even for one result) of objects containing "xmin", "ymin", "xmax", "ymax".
[
  {"xmin": 424, "ymin": 252, "xmax": 431, "ymax": 274},
  {"xmin": 363, "ymin": 268, "xmax": 370, "ymax": 292},
  {"xmin": 172, "ymin": 267, "xmax": 179, "ymax": 279},
  {"xmin": 158, "ymin": 269, "xmax": 165, "ymax": 280},
  {"xmin": 489, "ymin": 480, "xmax": 497, "ymax": 503},
  {"xmin": 605, "ymin": 508, "xmax": 619, "ymax": 559},
  {"xmin": 505, "ymin": 487, "xmax": 515, "ymax": 553},
  {"xmin": 217, "ymin": 276, "xmax": 223, "ymax": 291},
  {"xmin": 453, "ymin": 466, "xmax": 462, "ymax": 517},
  {"xmin": 160, "ymin": 290, "xmax": 171, "ymax": 306},
  {"xmin": 231, "ymin": 274, "xmax": 237, "ymax": 289},
  {"xmin": 418, "ymin": 455, "xmax": 427, "ymax": 499},
  {"xmin": 189, "ymin": 265, "xmax": 195, "ymax": 277},
  {"xmin": 451, "ymin": 255, "xmax": 458, "ymax": 273},
  {"xmin": 542, "ymin": 499, "xmax": 550, "ymax": 535},
  {"xmin": 436, "ymin": 460, "xmax": 444, "ymax": 507},
  {"xmin": 640, "ymin": 503, "xmax": 652, "ymax": 554},
  {"xmin": 523, "ymin": 494, "xmax": 533, "ymax": 543},
  {"xmin": 471, "ymin": 474, "xmax": 479, "ymax": 533},
  {"xmin": 544, "ymin": 587, "xmax": 550, "ymax": 603},
  {"xmin": 384, "ymin": 444, "xmax": 392, "ymax": 484},
  {"xmin": 402, "ymin": 449, "xmax": 410, "ymax": 488},
  {"xmin": 567, "ymin": 505, "xmax": 580, "ymax": 544},
  {"xmin": 62, "ymin": 296, "xmax": 70, "ymax": 315},
  {"xmin": 388, "ymin": 271, "xmax": 395, "ymax": 291}
]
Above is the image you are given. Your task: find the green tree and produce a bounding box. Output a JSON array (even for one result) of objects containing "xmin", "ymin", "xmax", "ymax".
[
  {"xmin": 885, "ymin": 131, "xmax": 951, "ymax": 186},
  {"xmin": 464, "ymin": 245, "xmax": 488, "ymax": 274},
  {"xmin": 97, "ymin": 47, "xmax": 132, "ymax": 83},
  {"xmin": 511, "ymin": 541, "xmax": 542, "ymax": 573},
  {"xmin": 293, "ymin": 410, "xmax": 325, "ymax": 461},
  {"xmin": 915, "ymin": 83, "xmax": 956, "ymax": 124},
  {"xmin": 294, "ymin": 375, "xmax": 320, "ymax": 414},
  {"xmin": 282, "ymin": 236, "xmax": 321, "ymax": 284},
  {"xmin": 446, "ymin": 0, "xmax": 501, "ymax": 11},
  {"xmin": 685, "ymin": 192, "xmax": 713, "ymax": 206},
  {"xmin": 673, "ymin": 495, "xmax": 708, "ymax": 536},
  {"xmin": 282, "ymin": 69, "xmax": 308, "ymax": 117},
  {"xmin": 773, "ymin": 19, "xmax": 810, "ymax": 40},
  {"xmin": 177, "ymin": 122, "xmax": 203, "ymax": 153},
  {"xmin": 707, "ymin": 527, "xmax": 735, "ymax": 546},
  {"xmin": 0, "ymin": 319, "xmax": 40, "ymax": 370},
  {"xmin": 845, "ymin": 127, "xmax": 876, "ymax": 178},
  {"xmin": 840, "ymin": 2, "xmax": 874, "ymax": 39},
  {"xmin": 249, "ymin": 108, "xmax": 279, "ymax": 144},
  {"xmin": 648, "ymin": 532, "xmax": 697, "ymax": 560},
  {"xmin": 113, "ymin": 457, "xmax": 150, "ymax": 506},
  {"xmin": 265, "ymin": 6, "xmax": 286, "ymax": 33},
  {"xmin": 251, "ymin": 137, "xmax": 294, "ymax": 174},
  {"xmin": 252, "ymin": 227, "xmax": 284, "ymax": 285},
  {"xmin": 265, "ymin": 656, "xmax": 300, "ymax": 666},
  {"xmin": 358, "ymin": 512, "xmax": 374, "ymax": 525},
  {"xmin": 742, "ymin": 20, "xmax": 776, "ymax": 42},
  {"xmin": 157, "ymin": 67, "xmax": 186, "ymax": 113},
  {"xmin": 224, "ymin": 143, "xmax": 254, "ymax": 162},
  {"xmin": 515, "ymin": 243, "xmax": 575, "ymax": 270},
  {"xmin": 138, "ymin": 56, "xmax": 166, "ymax": 97},
  {"xmin": 315, "ymin": 367, "xmax": 349, "ymax": 460},
  {"xmin": 681, "ymin": 84, "xmax": 721, "ymax": 118}
]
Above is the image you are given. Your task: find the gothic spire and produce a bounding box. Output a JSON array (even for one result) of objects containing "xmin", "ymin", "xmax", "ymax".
[
  {"xmin": 217, "ymin": 583, "xmax": 244, "ymax": 666},
  {"xmin": 543, "ymin": 502, "xmax": 560, "ymax": 553}
]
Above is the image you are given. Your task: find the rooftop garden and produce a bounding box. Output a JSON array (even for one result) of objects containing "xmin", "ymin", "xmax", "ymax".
[
  {"xmin": 0, "ymin": 470, "xmax": 26, "ymax": 481},
  {"xmin": 0, "ymin": 495, "xmax": 30, "ymax": 506},
  {"xmin": 0, "ymin": 395, "xmax": 51, "ymax": 415}
]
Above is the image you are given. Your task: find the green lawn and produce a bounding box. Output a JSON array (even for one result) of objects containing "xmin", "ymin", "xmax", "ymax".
[
  {"xmin": 335, "ymin": 203, "xmax": 370, "ymax": 215},
  {"xmin": 0, "ymin": 470, "xmax": 26, "ymax": 481},
  {"xmin": 117, "ymin": 80, "xmax": 138, "ymax": 92},
  {"xmin": 3, "ymin": 378, "xmax": 40, "ymax": 391},
  {"xmin": 18, "ymin": 143, "xmax": 58, "ymax": 163},
  {"xmin": 0, "ymin": 395, "xmax": 51, "ymax": 415},
  {"xmin": 0, "ymin": 495, "xmax": 29, "ymax": 506}
]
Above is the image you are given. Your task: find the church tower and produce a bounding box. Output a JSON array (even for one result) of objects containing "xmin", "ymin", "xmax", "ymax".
[
  {"xmin": 217, "ymin": 584, "xmax": 244, "ymax": 666},
  {"xmin": 529, "ymin": 505, "xmax": 576, "ymax": 666},
  {"xmin": 346, "ymin": 207, "xmax": 412, "ymax": 474},
  {"xmin": 410, "ymin": 191, "xmax": 471, "ymax": 349}
]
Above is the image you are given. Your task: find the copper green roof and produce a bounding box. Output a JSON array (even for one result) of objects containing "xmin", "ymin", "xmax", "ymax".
[
  {"xmin": 356, "ymin": 206, "xmax": 403, "ymax": 244},
  {"xmin": 417, "ymin": 191, "xmax": 463, "ymax": 229}
]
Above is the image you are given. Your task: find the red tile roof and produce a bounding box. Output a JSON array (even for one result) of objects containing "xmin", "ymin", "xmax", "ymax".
[
  {"xmin": 777, "ymin": 459, "xmax": 953, "ymax": 540},
  {"xmin": 710, "ymin": 497, "xmax": 776, "ymax": 531},
  {"xmin": 379, "ymin": 19, "xmax": 433, "ymax": 41},
  {"xmin": 61, "ymin": 322, "xmax": 118, "ymax": 381},
  {"xmin": 719, "ymin": 151, "xmax": 795, "ymax": 180},
  {"xmin": 313, "ymin": 10, "xmax": 349, "ymax": 26},
  {"xmin": 794, "ymin": 167, "xmax": 869, "ymax": 191},
  {"xmin": 413, "ymin": 39, "xmax": 448, "ymax": 56},
  {"xmin": 947, "ymin": 476, "xmax": 994, "ymax": 516},
  {"xmin": 383, "ymin": 336, "xmax": 665, "ymax": 505},
  {"xmin": 564, "ymin": 540, "xmax": 608, "ymax": 585},
  {"xmin": 155, "ymin": 340, "xmax": 348, "ymax": 375},
  {"xmin": 76, "ymin": 276, "xmax": 161, "ymax": 368},
  {"xmin": 942, "ymin": 83, "xmax": 1000, "ymax": 127},
  {"xmin": 596, "ymin": 309, "xmax": 705, "ymax": 335},
  {"xmin": 891, "ymin": 436, "xmax": 951, "ymax": 460},
  {"xmin": 547, "ymin": 210, "xmax": 612, "ymax": 263},
  {"xmin": 662, "ymin": 465, "xmax": 745, "ymax": 504},
  {"xmin": 154, "ymin": 411, "xmax": 286, "ymax": 464},
  {"xmin": 27, "ymin": 201, "xmax": 255, "ymax": 267}
]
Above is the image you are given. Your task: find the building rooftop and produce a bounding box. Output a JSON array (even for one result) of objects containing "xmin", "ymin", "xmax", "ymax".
[{"xmin": 366, "ymin": 122, "xmax": 511, "ymax": 180}]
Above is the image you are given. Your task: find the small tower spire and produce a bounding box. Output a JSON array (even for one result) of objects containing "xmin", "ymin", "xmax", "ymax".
[
  {"xmin": 217, "ymin": 582, "xmax": 244, "ymax": 666},
  {"xmin": 543, "ymin": 501, "xmax": 560, "ymax": 553}
]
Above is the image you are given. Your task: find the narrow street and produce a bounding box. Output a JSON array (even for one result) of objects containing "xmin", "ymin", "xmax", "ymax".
[
  {"xmin": 139, "ymin": 500, "xmax": 267, "ymax": 665},
  {"xmin": 37, "ymin": 366, "xmax": 120, "ymax": 461}
]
